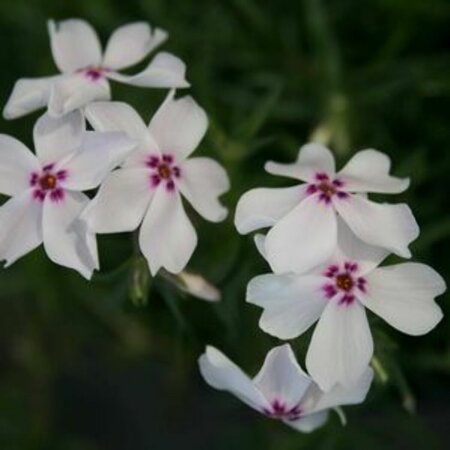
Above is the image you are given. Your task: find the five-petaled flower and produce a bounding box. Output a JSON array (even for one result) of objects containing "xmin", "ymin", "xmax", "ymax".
[
  {"xmin": 235, "ymin": 143, "xmax": 419, "ymax": 275},
  {"xmin": 82, "ymin": 91, "xmax": 230, "ymax": 275},
  {"xmin": 3, "ymin": 19, "xmax": 189, "ymax": 119},
  {"xmin": 247, "ymin": 222, "xmax": 446, "ymax": 390},
  {"xmin": 0, "ymin": 111, "xmax": 135, "ymax": 278},
  {"xmin": 199, "ymin": 344, "xmax": 373, "ymax": 432}
]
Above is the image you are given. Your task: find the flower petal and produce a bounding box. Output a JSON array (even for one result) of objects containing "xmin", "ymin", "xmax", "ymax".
[
  {"xmin": 108, "ymin": 52, "xmax": 190, "ymax": 88},
  {"xmin": 60, "ymin": 131, "xmax": 135, "ymax": 191},
  {"xmin": 198, "ymin": 346, "xmax": 270, "ymax": 411},
  {"xmin": 148, "ymin": 91, "xmax": 207, "ymax": 160},
  {"xmin": 338, "ymin": 149, "xmax": 409, "ymax": 194},
  {"xmin": 103, "ymin": 22, "xmax": 167, "ymax": 70},
  {"xmin": 0, "ymin": 190, "xmax": 42, "ymax": 266},
  {"xmin": 83, "ymin": 168, "xmax": 153, "ymax": 233},
  {"xmin": 85, "ymin": 101, "xmax": 159, "ymax": 170},
  {"xmin": 285, "ymin": 411, "xmax": 329, "ymax": 433},
  {"xmin": 3, "ymin": 76, "xmax": 57, "ymax": 119},
  {"xmin": 332, "ymin": 218, "xmax": 389, "ymax": 275},
  {"xmin": 265, "ymin": 194, "xmax": 337, "ymax": 274},
  {"xmin": 85, "ymin": 101, "xmax": 155, "ymax": 147},
  {"xmin": 177, "ymin": 157, "xmax": 230, "ymax": 222},
  {"xmin": 48, "ymin": 74, "xmax": 110, "ymax": 117},
  {"xmin": 305, "ymin": 368, "xmax": 373, "ymax": 414},
  {"xmin": 247, "ymin": 273, "xmax": 327, "ymax": 340},
  {"xmin": 334, "ymin": 194, "xmax": 419, "ymax": 258},
  {"xmin": 139, "ymin": 188, "xmax": 197, "ymax": 275},
  {"xmin": 306, "ymin": 300, "xmax": 373, "ymax": 391},
  {"xmin": 360, "ymin": 263, "xmax": 445, "ymax": 335},
  {"xmin": 253, "ymin": 344, "xmax": 313, "ymax": 410},
  {"xmin": 48, "ymin": 19, "xmax": 102, "ymax": 73},
  {"xmin": 42, "ymin": 191, "xmax": 98, "ymax": 278},
  {"xmin": 235, "ymin": 185, "xmax": 307, "ymax": 234},
  {"xmin": 254, "ymin": 233, "xmax": 267, "ymax": 259},
  {"xmin": 173, "ymin": 271, "xmax": 221, "ymax": 302},
  {"xmin": 0, "ymin": 135, "xmax": 39, "ymax": 195},
  {"xmin": 265, "ymin": 143, "xmax": 335, "ymax": 182},
  {"xmin": 33, "ymin": 110, "xmax": 85, "ymax": 165}
]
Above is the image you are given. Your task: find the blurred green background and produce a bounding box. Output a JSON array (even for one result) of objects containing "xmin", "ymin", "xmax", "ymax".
[{"xmin": 0, "ymin": 0, "xmax": 449, "ymax": 449}]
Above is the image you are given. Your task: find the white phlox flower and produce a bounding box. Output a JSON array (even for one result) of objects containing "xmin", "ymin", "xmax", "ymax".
[
  {"xmin": 199, "ymin": 344, "xmax": 373, "ymax": 432},
  {"xmin": 82, "ymin": 91, "xmax": 230, "ymax": 275},
  {"xmin": 3, "ymin": 19, "xmax": 189, "ymax": 119},
  {"xmin": 0, "ymin": 110, "xmax": 135, "ymax": 278},
  {"xmin": 235, "ymin": 143, "xmax": 419, "ymax": 274},
  {"xmin": 246, "ymin": 222, "xmax": 446, "ymax": 390}
]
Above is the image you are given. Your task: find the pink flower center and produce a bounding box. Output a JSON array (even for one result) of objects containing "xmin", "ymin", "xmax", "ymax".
[
  {"xmin": 39, "ymin": 173, "xmax": 57, "ymax": 190},
  {"xmin": 78, "ymin": 66, "xmax": 107, "ymax": 81},
  {"xmin": 322, "ymin": 261, "xmax": 367, "ymax": 305},
  {"xmin": 307, "ymin": 172, "xmax": 348, "ymax": 203},
  {"xmin": 30, "ymin": 164, "xmax": 67, "ymax": 202},
  {"xmin": 263, "ymin": 399, "xmax": 302, "ymax": 422},
  {"xmin": 146, "ymin": 154, "xmax": 181, "ymax": 192},
  {"xmin": 336, "ymin": 273, "xmax": 354, "ymax": 291}
]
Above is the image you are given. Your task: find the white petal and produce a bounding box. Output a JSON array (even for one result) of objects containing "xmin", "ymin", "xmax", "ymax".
[
  {"xmin": 0, "ymin": 191, "xmax": 43, "ymax": 265},
  {"xmin": 42, "ymin": 191, "xmax": 98, "ymax": 279},
  {"xmin": 148, "ymin": 91, "xmax": 207, "ymax": 160},
  {"xmin": 265, "ymin": 143, "xmax": 335, "ymax": 182},
  {"xmin": 174, "ymin": 271, "xmax": 221, "ymax": 302},
  {"xmin": 85, "ymin": 101, "xmax": 155, "ymax": 146},
  {"xmin": 306, "ymin": 368, "xmax": 373, "ymax": 414},
  {"xmin": 234, "ymin": 185, "xmax": 307, "ymax": 234},
  {"xmin": 3, "ymin": 76, "xmax": 57, "ymax": 119},
  {"xmin": 103, "ymin": 22, "xmax": 167, "ymax": 70},
  {"xmin": 247, "ymin": 273, "xmax": 327, "ymax": 340},
  {"xmin": 285, "ymin": 411, "xmax": 329, "ymax": 433},
  {"xmin": 60, "ymin": 131, "xmax": 135, "ymax": 191},
  {"xmin": 360, "ymin": 263, "xmax": 445, "ymax": 336},
  {"xmin": 108, "ymin": 52, "xmax": 190, "ymax": 88},
  {"xmin": 177, "ymin": 157, "xmax": 229, "ymax": 222},
  {"xmin": 83, "ymin": 168, "xmax": 153, "ymax": 233},
  {"xmin": 48, "ymin": 19, "xmax": 102, "ymax": 73},
  {"xmin": 306, "ymin": 300, "xmax": 374, "ymax": 391},
  {"xmin": 33, "ymin": 110, "xmax": 85, "ymax": 165},
  {"xmin": 198, "ymin": 346, "xmax": 270, "ymax": 411},
  {"xmin": 333, "ymin": 219, "xmax": 389, "ymax": 275},
  {"xmin": 139, "ymin": 188, "xmax": 197, "ymax": 275},
  {"xmin": 338, "ymin": 149, "xmax": 409, "ymax": 194},
  {"xmin": 48, "ymin": 74, "xmax": 110, "ymax": 117},
  {"xmin": 253, "ymin": 233, "xmax": 267, "ymax": 259},
  {"xmin": 85, "ymin": 101, "xmax": 159, "ymax": 170},
  {"xmin": 265, "ymin": 195, "xmax": 337, "ymax": 274},
  {"xmin": 253, "ymin": 344, "xmax": 312, "ymax": 410},
  {"xmin": 0, "ymin": 135, "xmax": 40, "ymax": 195},
  {"xmin": 334, "ymin": 194, "xmax": 419, "ymax": 258}
]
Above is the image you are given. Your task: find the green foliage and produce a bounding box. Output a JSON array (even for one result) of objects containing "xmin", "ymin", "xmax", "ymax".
[{"xmin": 0, "ymin": 0, "xmax": 449, "ymax": 449}]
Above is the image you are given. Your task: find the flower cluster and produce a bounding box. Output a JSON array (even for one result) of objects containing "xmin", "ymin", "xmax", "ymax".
[
  {"xmin": 237, "ymin": 143, "xmax": 445, "ymax": 389},
  {"xmin": 0, "ymin": 19, "xmax": 229, "ymax": 279},
  {"xmin": 1, "ymin": 17, "xmax": 446, "ymax": 437},
  {"xmin": 199, "ymin": 143, "xmax": 445, "ymax": 431}
]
